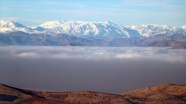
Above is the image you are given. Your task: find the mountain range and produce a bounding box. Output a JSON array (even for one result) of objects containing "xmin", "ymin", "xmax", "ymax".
[{"xmin": 0, "ymin": 20, "xmax": 186, "ymax": 48}]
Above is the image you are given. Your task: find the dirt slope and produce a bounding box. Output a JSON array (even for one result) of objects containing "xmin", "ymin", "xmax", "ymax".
[{"xmin": 0, "ymin": 84, "xmax": 186, "ymax": 104}]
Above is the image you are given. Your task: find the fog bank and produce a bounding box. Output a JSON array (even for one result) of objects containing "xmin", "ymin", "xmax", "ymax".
[{"xmin": 0, "ymin": 46, "xmax": 186, "ymax": 94}]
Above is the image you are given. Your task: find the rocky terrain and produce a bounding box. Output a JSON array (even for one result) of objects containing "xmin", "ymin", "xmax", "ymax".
[
  {"xmin": 0, "ymin": 31, "xmax": 186, "ymax": 48},
  {"xmin": 0, "ymin": 84, "xmax": 186, "ymax": 104}
]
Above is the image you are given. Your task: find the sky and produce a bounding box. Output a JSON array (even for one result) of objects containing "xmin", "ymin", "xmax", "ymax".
[{"xmin": 0, "ymin": 0, "xmax": 186, "ymax": 27}]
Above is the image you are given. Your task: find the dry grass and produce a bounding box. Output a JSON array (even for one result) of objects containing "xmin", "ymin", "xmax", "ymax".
[{"xmin": 0, "ymin": 83, "xmax": 186, "ymax": 104}]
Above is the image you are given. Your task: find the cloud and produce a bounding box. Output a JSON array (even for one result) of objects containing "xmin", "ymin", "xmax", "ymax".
[
  {"xmin": 116, "ymin": 53, "xmax": 140, "ymax": 59},
  {"xmin": 0, "ymin": 17, "xmax": 19, "ymax": 21},
  {"xmin": 1, "ymin": 5, "xmax": 34, "ymax": 12},
  {"xmin": 1, "ymin": 46, "xmax": 186, "ymax": 93},
  {"xmin": 122, "ymin": 0, "xmax": 173, "ymax": 6},
  {"xmin": 0, "ymin": 46, "xmax": 186, "ymax": 63},
  {"xmin": 16, "ymin": 52, "xmax": 40, "ymax": 58},
  {"xmin": 0, "ymin": 7, "xmax": 13, "ymax": 11},
  {"xmin": 120, "ymin": 0, "xmax": 186, "ymax": 12},
  {"xmin": 7, "ymin": 4, "xmax": 32, "ymax": 8},
  {"xmin": 44, "ymin": 1, "xmax": 87, "ymax": 8}
]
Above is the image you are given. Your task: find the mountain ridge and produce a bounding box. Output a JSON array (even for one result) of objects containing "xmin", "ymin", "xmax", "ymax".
[
  {"xmin": 0, "ymin": 20, "xmax": 186, "ymax": 48},
  {"xmin": 0, "ymin": 83, "xmax": 186, "ymax": 104},
  {"xmin": 1, "ymin": 20, "xmax": 186, "ymax": 37}
]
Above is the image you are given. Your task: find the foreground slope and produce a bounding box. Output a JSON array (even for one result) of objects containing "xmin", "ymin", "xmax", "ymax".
[
  {"xmin": 0, "ymin": 84, "xmax": 186, "ymax": 104},
  {"xmin": 122, "ymin": 84, "xmax": 186, "ymax": 104}
]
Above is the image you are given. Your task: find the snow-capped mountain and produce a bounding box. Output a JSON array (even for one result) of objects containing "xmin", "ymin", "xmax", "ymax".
[
  {"xmin": 129, "ymin": 24, "xmax": 186, "ymax": 37},
  {"xmin": 0, "ymin": 20, "xmax": 41, "ymax": 33},
  {"xmin": 0, "ymin": 20, "xmax": 27, "ymax": 33},
  {"xmin": 0, "ymin": 20, "xmax": 142, "ymax": 38},
  {"xmin": 38, "ymin": 20, "xmax": 141, "ymax": 38},
  {"xmin": 182, "ymin": 25, "xmax": 186, "ymax": 30},
  {"xmin": 0, "ymin": 20, "xmax": 186, "ymax": 38},
  {"xmin": 0, "ymin": 20, "xmax": 26, "ymax": 28},
  {"xmin": 1, "ymin": 20, "xmax": 186, "ymax": 48}
]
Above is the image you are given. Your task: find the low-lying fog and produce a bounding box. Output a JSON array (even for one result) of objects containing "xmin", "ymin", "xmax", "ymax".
[{"xmin": 0, "ymin": 46, "xmax": 186, "ymax": 94}]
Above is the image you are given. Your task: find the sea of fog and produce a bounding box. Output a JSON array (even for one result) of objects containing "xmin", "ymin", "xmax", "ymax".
[{"xmin": 0, "ymin": 46, "xmax": 186, "ymax": 94}]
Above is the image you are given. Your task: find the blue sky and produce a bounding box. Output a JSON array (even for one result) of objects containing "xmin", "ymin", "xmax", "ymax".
[{"xmin": 0, "ymin": 0, "xmax": 186, "ymax": 26}]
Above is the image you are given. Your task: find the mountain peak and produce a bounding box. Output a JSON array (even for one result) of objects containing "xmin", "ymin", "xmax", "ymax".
[
  {"xmin": 129, "ymin": 24, "xmax": 173, "ymax": 37},
  {"xmin": 38, "ymin": 20, "xmax": 136, "ymax": 37},
  {"xmin": 0, "ymin": 20, "xmax": 26, "ymax": 28},
  {"xmin": 0, "ymin": 20, "xmax": 16, "ymax": 28},
  {"xmin": 182, "ymin": 25, "xmax": 186, "ymax": 29},
  {"xmin": 139, "ymin": 24, "xmax": 170, "ymax": 29},
  {"xmin": 0, "ymin": 20, "xmax": 186, "ymax": 38},
  {"xmin": 39, "ymin": 20, "xmax": 66, "ymax": 28}
]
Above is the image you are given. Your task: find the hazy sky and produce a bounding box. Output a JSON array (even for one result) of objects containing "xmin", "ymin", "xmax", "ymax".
[{"xmin": 0, "ymin": 0, "xmax": 186, "ymax": 26}]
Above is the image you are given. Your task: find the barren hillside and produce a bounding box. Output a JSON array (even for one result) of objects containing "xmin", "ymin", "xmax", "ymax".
[{"xmin": 0, "ymin": 84, "xmax": 186, "ymax": 104}]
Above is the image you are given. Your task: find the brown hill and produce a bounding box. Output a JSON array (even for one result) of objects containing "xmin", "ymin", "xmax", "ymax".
[
  {"xmin": 121, "ymin": 84, "xmax": 186, "ymax": 104},
  {"xmin": 0, "ymin": 83, "xmax": 186, "ymax": 104}
]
